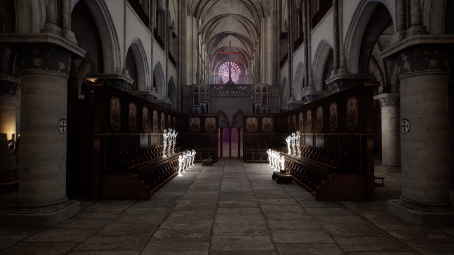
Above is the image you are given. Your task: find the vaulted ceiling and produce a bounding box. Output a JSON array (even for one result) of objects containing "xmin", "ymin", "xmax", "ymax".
[{"xmin": 189, "ymin": 0, "xmax": 271, "ymax": 73}]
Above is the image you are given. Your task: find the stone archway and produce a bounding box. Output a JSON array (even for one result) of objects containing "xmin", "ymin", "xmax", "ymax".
[
  {"xmin": 313, "ymin": 40, "xmax": 334, "ymax": 92},
  {"xmin": 168, "ymin": 77, "xmax": 177, "ymax": 111},
  {"xmin": 153, "ymin": 62, "xmax": 165, "ymax": 99}
]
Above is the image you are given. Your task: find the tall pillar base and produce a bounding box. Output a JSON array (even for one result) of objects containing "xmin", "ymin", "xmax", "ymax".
[
  {"xmin": 377, "ymin": 165, "xmax": 401, "ymax": 173},
  {"xmin": 0, "ymin": 200, "xmax": 80, "ymax": 227},
  {"xmin": 388, "ymin": 199, "xmax": 454, "ymax": 225}
]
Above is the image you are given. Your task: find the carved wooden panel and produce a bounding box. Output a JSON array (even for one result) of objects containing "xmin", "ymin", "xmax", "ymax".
[
  {"xmin": 152, "ymin": 109, "xmax": 158, "ymax": 132},
  {"xmin": 129, "ymin": 102, "xmax": 137, "ymax": 131},
  {"xmin": 161, "ymin": 112, "xmax": 165, "ymax": 131},
  {"xmin": 346, "ymin": 96, "xmax": 358, "ymax": 131},
  {"xmin": 299, "ymin": 112, "xmax": 304, "ymax": 131},
  {"xmin": 110, "ymin": 96, "xmax": 121, "ymax": 131},
  {"xmin": 316, "ymin": 106, "xmax": 323, "ymax": 132},
  {"xmin": 142, "ymin": 106, "xmax": 148, "ymax": 132},
  {"xmin": 246, "ymin": 117, "xmax": 258, "ymax": 132},
  {"xmin": 262, "ymin": 117, "xmax": 273, "ymax": 132},
  {"xmin": 189, "ymin": 117, "xmax": 201, "ymax": 132},
  {"xmin": 167, "ymin": 115, "xmax": 172, "ymax": 129},
  {"xmin": 306, "ymin": 109, "xmax": 312, "ymax": 132},
  {"xmin": 329, "ymin": 101, "xmax": 338, "ymax": 131},
  {"xmin": 205, "ymin": 117, "xmax": 216, "ymax": 132}
]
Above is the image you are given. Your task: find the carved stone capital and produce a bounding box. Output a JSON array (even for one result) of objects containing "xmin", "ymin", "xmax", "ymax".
[
  {"xmin": 326, "ymin": 73, "xmax": 375, "ymax": 92},
  {"xmin": 87, "ymin": 73, "xmax": 133, "ymax": 91},
  {"xmin": 131, "ymin": 91, "xmax": 158, "ymax": 101},
  {"xmin": 373, "ymin": 93, "xmax": 400, "ymax": 107},
  {"xmin": 0, "ymin": 75, "xmax": 21, "ymax": 96}
]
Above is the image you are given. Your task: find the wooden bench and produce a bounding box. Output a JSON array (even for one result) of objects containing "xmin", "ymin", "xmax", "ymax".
[
  {"xmin": 102, "ymin": 153, "xmax": 182, "ymax": 200},
  {"xmin": 374, "ymin": 176, "xmax": 385, "ymax": 186},
  {"xmin": 0, "ymin": 169, "xmax": 19, "ymax": 193}
]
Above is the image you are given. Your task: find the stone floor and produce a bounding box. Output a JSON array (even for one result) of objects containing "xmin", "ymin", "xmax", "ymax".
[{"xmin": 1, "ymin": 158, "xmax": 454, "ymax": 255}]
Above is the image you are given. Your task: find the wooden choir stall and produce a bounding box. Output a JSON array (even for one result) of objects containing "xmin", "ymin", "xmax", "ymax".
[{"xmin": 243, "ymin": 81, "xmax": 379, "ymax": 201}]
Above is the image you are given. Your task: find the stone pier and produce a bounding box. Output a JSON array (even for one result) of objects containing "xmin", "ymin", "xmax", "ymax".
[
  {"xmin": 383, "ymin": 38, "xmax": 454, "ymax": 225},
  {"xmin": 374, "ymin": 93, "xmax": 400, "ymax": 172},
  {"xmin": 0, "ymin": 35, "xmax": 85, "ymax": 226}
]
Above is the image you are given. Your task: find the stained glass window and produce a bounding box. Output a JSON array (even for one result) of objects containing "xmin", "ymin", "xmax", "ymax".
[{"xmin": 219, "ymin": 62, "xmax": 241, "ymax": 83}]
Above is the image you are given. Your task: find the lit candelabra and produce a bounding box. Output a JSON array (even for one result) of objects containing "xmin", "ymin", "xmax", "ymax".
[
  {"xmin": 295, "ymin": 130, "xmax": 301, "ymax": 157},
  {"xmin": 291, "ymin": 133, "xmax": 296, "ymax": 157},
  {"xmin": 280, "ymin": 155, "xmax": 285, "ymax": 173},
  {"xmin": 172, "ymin": 130, "xmax": 178, "ymax": 154},
  {"xmin": 190, "ymin": 149, "xmax": 195, "ymax": 166},
  {"xmin": 286, "ymin": 136, "xmax": 292, "ymax": 155},
  {"xmin": 267, "ymin": 149, "xmax": 283, "ymax": 171},
  {"xmin": 286, "ymin": 133, "xmax": 301, "ymax": 157},
  {"xmin": 178, "ymin": 154, "xmax": 184, "ymax": 176},
  {"xmin": 162, "ymin": 129, "xmax": 168, "ymax": 158}
]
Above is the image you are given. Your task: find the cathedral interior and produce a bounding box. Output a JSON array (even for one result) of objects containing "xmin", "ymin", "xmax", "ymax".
[{"xmin": 0, "ymin": 0, "xmax": 454, "ymax": 254}]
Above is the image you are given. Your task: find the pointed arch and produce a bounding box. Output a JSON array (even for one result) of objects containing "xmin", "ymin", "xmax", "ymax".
[
  {"xmin": 344, "ymin": 0, "xmax": 396, "ymax": 73},
  {"xmin": 71, "ymin": 0, "xmax": 121, "ymax": 73},
  {"xmin": 153, "ymin": 62, "xmax": 165, "ymax": 99},
  {"xmin": 168, "ymin": 77, "xmax": 177, "ymax": 111},
  {"xmin": 127, "ymin": 39, "xmax": 151, "ymax": 91},
  {"xmin": 216, "ymin": 110, "xmax": 230, "ymax": 128},
  {"xmin": 293, "ymin": 62, "xmax": 304, "ymax": 100},
  {"xmin": 313, "ymin": 40, "xmax": 334, "ymax": 91}
]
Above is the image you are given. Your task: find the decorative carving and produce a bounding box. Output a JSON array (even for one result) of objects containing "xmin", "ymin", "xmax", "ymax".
[
  {"xmin": 262, "ymin": 117, "xmax": 273, "ymax": 132},
  {"xmin": 246, "ymin": 117, "xmax": 258, "ymax": 132},
  {"xmin": 152, "ymin": 109, "xmax": 158, "ymax": 132},
  {"xmin": 292, "ymin": 114, "xmax": 296, "ymax": 131},
  {"xmin": 329, "ymin": 102, "xmax": 338, "ymax": 131},
  {"xmin": 316, "ymin": 106, "xmax": 323, "ymax": 132},
  {"xmin": 306, "ymin": 110, "xmax": 312, "ymax": 132},
  {"xmin": 110, "ymin": 96, "xmax": 121, "ymax": 131},
  {"xmin": 189, "ymin": 117, "xmax": 201, "ymax": 132},
  {"xmin": 346, "ymin": 96, "xmax": 359, "ymax": 131},
  {"xmin": 129, "ymin": 102, "xmax": 137, "ymax": 131},
  {"xmin": 299, "ymin": 112, "xmax": 304, "ymax": 131},
  {"xmin": 142, "ymin": 106, "xmax": 148, "ymax": 131},
  {"xmin": 0, "ymin": 80, "xmax": 21, "ymax": 96},
  {"xmin": 161, "ymin": 112, "xmax": 165, "ymax": 131},
  {"xmin": 205, "ymin": 117, "xmax": 216, "ymax": 132}
]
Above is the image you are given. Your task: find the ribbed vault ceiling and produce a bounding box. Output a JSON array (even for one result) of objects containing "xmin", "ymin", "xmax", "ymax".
[{"xmin": 190, "ymin": 0, "xmax": 270, "ymax": 77}]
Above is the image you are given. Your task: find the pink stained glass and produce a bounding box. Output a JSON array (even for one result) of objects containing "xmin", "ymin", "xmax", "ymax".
[{"xmin": 219, "ymin": 62, "xmax": 241, "ymax": 83}]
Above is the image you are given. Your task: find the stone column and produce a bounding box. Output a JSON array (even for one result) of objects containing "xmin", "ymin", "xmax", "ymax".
[
  {"xmin": 306, "ymin": 0, "xmax": 313, "ymax": 90},
  {"xmin": 407, "ymin": 0, "xmax": 425, "ymax": 36},
  {"xmin": 338, "ymin": 0, "xmax": 347, "ymax": 73},
  {"xmin": 302, "ymin": 0, "xmax": 308, "ymax": 91},
  {"xmin": 0, "ymin": 76, "xmax": 20, "ymax": 171},
  {"xmin": 332, "ymin": 0, "xmax": 339, "ymax": 73},
  {"xmin": 374, "ymin": 93, "xmax": 400, "ymax": 171},
  {"xmin": 390, "ymin": 0, "xmax": 407, "ymax": 44},
  {"xmin": 0, "ymin": 36, "xmax": 85, "ymax": 226},
  {"xmin": 383, "ymin": 42, "xmax": 454, "ymax": 224}
]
